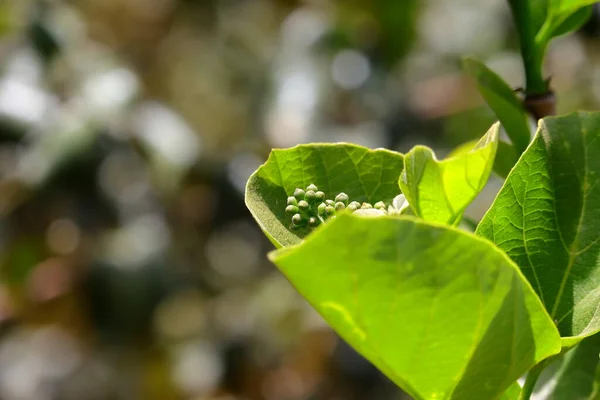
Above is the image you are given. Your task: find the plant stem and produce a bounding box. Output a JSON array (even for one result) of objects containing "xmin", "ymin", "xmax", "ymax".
[
  {"xmin": 524, "ymin": 91, "xmax": 556, "ymax": 119},
  {"xmin": 522, "ymin": 47, "xmax": 548, "ymax": 96},
  {"xmin": 518, "ymin": 360, "xmax": 548, "ymax": 400},
  {"xmin": 507, "ymin": 0, "xmax": 557, "ymax": 119},
  {"xmin": 507, "ymin": 0, "xmax": 549, "ymax": 95}
]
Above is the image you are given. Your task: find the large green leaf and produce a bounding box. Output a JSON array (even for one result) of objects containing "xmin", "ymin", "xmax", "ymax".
[
  {"xmin": 463, "ymin": 58, "xmax": 531, "ymax": 154},
  {"xmin": 399, "ymin": 123, "xmax": 499, "ymax": 225},
  {"xmin": 245, "ymin": 143, "xmax": 404, "ymax": 248},
  {"xmin": 271, "ymin": 214, "xmax": 561, "ymax": 400},
  {"xmin": 476, "ymin": 111, "xmax": 600, "ymax": 345}
]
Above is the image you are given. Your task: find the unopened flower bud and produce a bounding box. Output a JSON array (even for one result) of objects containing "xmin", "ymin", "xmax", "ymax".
[
  {"xmin": 298, "ymin": 200, "xmax": 309, "ymax": 211},
  {"xmin": 347, "ymin": 201, "xmax": 361, "ymax": 212},
  {"xmin": 374, "ymin": 201, "xmax": 386, "ymax": 210},
  {"xmin": 334, "ymin": 192, "xmax": 349, "ymax": 205},
  {"xmin": 292, "ymin": 214, "xmax": 304, "ymax": 225},
  {"xmin": 326, "ymin": 205, "xmax": 336, "ymax": 216},
  {"xmin": 391, "ymin": 194, "xmax": 410, "ymax": 214},
  {"xmin": 294, "ymin": 188, "xmax": 305, "ymax": 200},
  {"xmin": 305, "ymin": 190, "xmax": 317, "ymax": 204},
  {"xmin": 317, "ymin": 202, "xmax": 327, "ymax": 216},
  {"xmin": 286, "ymin": 205, "xmax": 299, "ymax": 214}
]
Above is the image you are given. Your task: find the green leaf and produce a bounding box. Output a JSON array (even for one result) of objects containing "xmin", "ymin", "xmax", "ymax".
[
  {"xmin": 245, "ymin": 143, "xmax": 404, "ymax": 248},
  {"xmin": 448, "ymin": 137, "xmax": 518, "ymax": 179},
  {"xmin": 476, "ymin": 111, "xmax": 600, "ymax": 345},
  {"xmin": 549, "ymin": 0, "xmax": 597, "ymax": 16},
  {"xmin": 464, "ymin": 58, "xmax": 531, "ymax": 154},
  {"xmin": 270, "ymin": 214, "xmax": 561, "ymax": 400},
  {"xmin": 399, "ymin": 123, "xmax": 499, "ymax": 225},
  {"xmin": 501, "ymin": 382, "xmax": 522, "ymax": 400},
  {"xmin": 547, "ymin": 333, "xmax": 600, "ymax": 399},
  {"xmin": 550, "ymin": 5, "xmax": 593, "ymax": 38},
  {"xmin": 538, "ymin": 1, "xmax": 595, "ymax": 43},
  {"xmin": 494, "ymin": 140, "xmax": 520, "ymax": 179},
  {"xmin": 446, "ymin": 139, "xmax": 479, "ymax": 159}
]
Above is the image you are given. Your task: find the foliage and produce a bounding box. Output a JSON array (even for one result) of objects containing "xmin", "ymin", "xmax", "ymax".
[
  {"xmin": 399, "ymin": 123, "xmax": 498, "ymax": 225},
  {"xmin": 271, "ymin": 214, "xmax": 560, "ymax": 400},
  {"xmin": 463, "ymin": 59, "xmax": 531, "ymax": 155},
  {"xmin": 245, "ymin": 1, "xmax": 600, "ymax": 400},
  {"xmin": 245, "ymin": 144, "xmax": 404, "ymax": 248},
  {"xmin": 465, "ymin": 1, "xmax": 595, "ymax": 168},
  {"xmin": 507, "ymin": 0, "xmax": 595, "ymax": 95},
  {"xmin": 477, "ymin": 112, "xmax": 600, "ymax": 347},
  {"xmin": 247, "ymin": 110, "xmax": 600, "ymax": 400}
]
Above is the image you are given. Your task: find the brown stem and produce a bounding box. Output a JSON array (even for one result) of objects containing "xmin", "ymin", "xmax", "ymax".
[{"xmin": 524, "ymin": 90, "xmax": 556, "ymax": 120}]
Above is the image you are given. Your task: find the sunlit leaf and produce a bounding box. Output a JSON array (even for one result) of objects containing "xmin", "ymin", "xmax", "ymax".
[
  {"xmin": 245, "ymin": 144, "xmax": 404, "ymax": 247},
  {"xmin": 501, "ymin": 382, "xmax": 522, "ymax": 400},
  {"xmin": 271, "ymin": 214, "xmax": 561, "ymax": 400},
  {"xmin": 550, "ymin": 5, "xmax": 594, "ymax": 37},
  {"xmin": 399, "ymin": 123, "xmax": 499, "ymax": 225},
  {"xmin": 538, "ymin": 0, "xmax": 595, "ymax": 42},
  {"xmin": 449, "ymin": 137, "xmax": 518, "ymax": 179},
  {"xmin": 477, "ymin": 111, "xmax": 600, "ymax": 346},
  {"xmin": 549, "ymin": 0, "xmax": 597, "ymax": 16}
]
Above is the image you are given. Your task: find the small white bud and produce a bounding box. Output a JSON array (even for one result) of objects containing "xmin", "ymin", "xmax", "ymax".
[
  {"xmin": 353, "ymin": 208, "xmax": 386, "ymax": 217},
  {"xmin": 391, "ymin": 194, "xmax": 410, "ymax": 214}
]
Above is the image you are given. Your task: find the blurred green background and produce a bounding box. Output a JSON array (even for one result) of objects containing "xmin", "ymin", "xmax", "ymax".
[{"xmin": 0, "ymin": 0, "xmax": 599, "ymax": 399}]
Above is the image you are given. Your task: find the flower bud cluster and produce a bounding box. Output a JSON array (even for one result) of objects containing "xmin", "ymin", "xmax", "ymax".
[
  {"xmin": 286, "ymin": 184, "xmax": 410, "ymax": 230},
  {"xmin": 285, "ymin": 184, "xmax": 337, "ymax": 229}
]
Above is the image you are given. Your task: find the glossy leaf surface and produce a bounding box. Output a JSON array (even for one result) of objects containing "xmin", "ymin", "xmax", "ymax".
[
  {"xmin": 271, "ymin": 214, "xmax": 561, "ymax": 400},
  {"xmin": 477, "ymin": 112, "xmax": 600, "ymax": 345}
]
